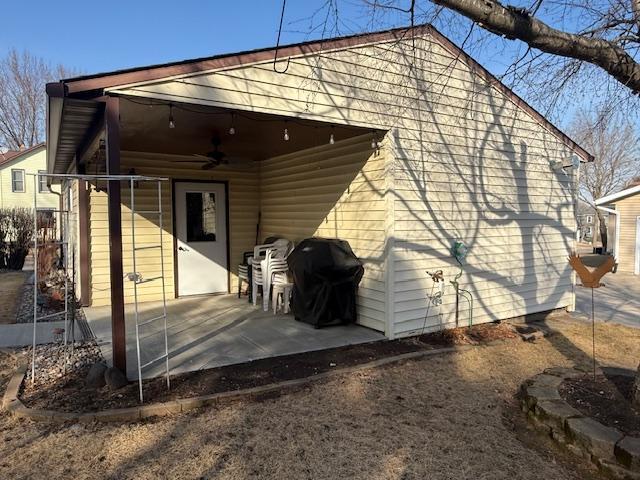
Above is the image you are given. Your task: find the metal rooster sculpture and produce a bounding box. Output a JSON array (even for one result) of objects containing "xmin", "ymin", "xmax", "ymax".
[
  {"xmin": 568, "ymin": 254, "xmax": 616, "ymax": 288},
  {"xmin": 567, "ymin": 253, "xmax": 617, "ymax": 379}
]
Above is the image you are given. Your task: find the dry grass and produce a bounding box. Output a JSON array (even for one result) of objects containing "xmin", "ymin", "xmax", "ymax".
[
  {"xmin": 0, "ymin": 271, "xmax": 28, "ymax": 324},
  {"xmin": 0, "ymin": 315, "xmax": 638, "ymax": 480}
]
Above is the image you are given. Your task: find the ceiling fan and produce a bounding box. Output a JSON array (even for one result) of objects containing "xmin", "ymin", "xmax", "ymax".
[{"xmin": 171, "ymin": 134, "xmax": 253, "ymax": 170}]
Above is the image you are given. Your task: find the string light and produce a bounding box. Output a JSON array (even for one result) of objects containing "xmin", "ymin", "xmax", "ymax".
[
  {"xmin": 371, "ymin": 134, "xmax": 378, "ymax": 149},
  {"xmin": 228, "ymin": 113, "xmax": 236, "ymax": 135},
  {"xmin": 283, "ymin": 122, "xmax": 290, "ymax": 141},
  {"xmin": 329, "ymin": 126, "xmax": 335, "ymax": 145},
  {"xmin": 168, "ymin": 104, "xmax": 175, "ymax": 129}
]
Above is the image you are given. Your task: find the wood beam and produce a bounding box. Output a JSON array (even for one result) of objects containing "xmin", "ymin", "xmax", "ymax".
[
  {"xmin": 105, "ymin": 96, "xmax": 127, "ymax": 373},
  {"xmin": 76, "ymin": 162, "xmax": 91, "ymax": 307},
  {"xmin": 76, "ymin": 111, "xmax": 105, "ymax": 166}
]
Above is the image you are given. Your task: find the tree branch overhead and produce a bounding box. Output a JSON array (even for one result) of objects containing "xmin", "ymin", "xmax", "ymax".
[{"xmin": 430, "ymin": 0, "xmax": 640, "ymax": 94}]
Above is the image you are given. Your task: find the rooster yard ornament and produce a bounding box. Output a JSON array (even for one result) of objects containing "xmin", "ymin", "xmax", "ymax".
[
  {"xmin": 568, "ymin": 254, "xmax": 616, "ymax": 288},
  {"xmin": 568, "ymin": 253, "xmax": 617, "ymax": 379}
]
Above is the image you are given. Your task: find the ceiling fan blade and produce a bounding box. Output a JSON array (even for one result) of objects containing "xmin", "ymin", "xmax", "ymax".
[
  {"xmin": 224, "ymin": 157, "xmax": 255, "ymax": 168},
  {"xmin": 201, "ymin": 162, "xmax": 218, "ymax": 170},
  {"xmin": 170, "ymin": 159, "xmax": 210, "ymax": 163}
]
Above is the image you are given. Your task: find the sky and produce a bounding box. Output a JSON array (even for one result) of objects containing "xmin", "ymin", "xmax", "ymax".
[
  {"xmin": 0, "ymin": 1, "xmax": 383, "ymax": 75},
  {"xmin": 0, "ymin": 0, "xmax": 520, "ymax": 76},
  {"xmin": 0, "ymin": 0, "xmax": 629, "ymax": 129}
]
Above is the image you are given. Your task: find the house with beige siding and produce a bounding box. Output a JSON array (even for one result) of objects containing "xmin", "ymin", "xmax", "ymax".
[
  {"xmin": 596, "ymin": 185, "xmax": 640, "ymax": 274},
  {"xmin": 45, "ymin": 26, "xmax": 590, "ymax": 376},
  {"xmin": 0, "ymin": 144, "xmax": 59, "ymax": 210}
]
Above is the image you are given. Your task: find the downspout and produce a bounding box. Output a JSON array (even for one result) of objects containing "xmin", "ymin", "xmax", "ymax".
[{"xmin": 596, "ymin": 206, "xmax": 619, "ymax": 262}]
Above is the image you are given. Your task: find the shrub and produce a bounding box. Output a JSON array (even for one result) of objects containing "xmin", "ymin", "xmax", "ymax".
[{"xmin": 0, "ymin": 207, "xmax": 34, "ymax": 270}]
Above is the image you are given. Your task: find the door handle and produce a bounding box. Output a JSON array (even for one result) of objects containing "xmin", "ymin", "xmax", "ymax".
[{"xmin": 178, "ymin": 246, "xmax": 188, "ymax": 252}]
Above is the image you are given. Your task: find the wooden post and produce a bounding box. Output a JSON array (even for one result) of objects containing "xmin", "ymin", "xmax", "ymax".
[
  {"xmin": 105, "ymin": 96, "xmax": 126, "ymax": 372},
  {"xmin": 77, "ymin": 168, "xmax": 91, "ymax": 307}
]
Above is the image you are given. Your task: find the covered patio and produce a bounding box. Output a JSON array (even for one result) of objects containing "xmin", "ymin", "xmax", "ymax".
[
  {"xmin": 46, "ymin": 40, "xmax": 391, "ymax": 386},
  {"xmin": 84, "ymin": 295, "xmax": 385, "ymax": 380}
]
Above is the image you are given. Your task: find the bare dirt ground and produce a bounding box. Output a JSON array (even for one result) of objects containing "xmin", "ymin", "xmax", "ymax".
[
  {"xmin": 1, "ymin": 315, "xmax": 639, "ymax": 480},
  {"xmin": 20, "ymin": 322, "xmax": 518, "ymax": 413},
  {"xmin": 0, "ymin": 271, "xmax": 29, "ymax": 324}
]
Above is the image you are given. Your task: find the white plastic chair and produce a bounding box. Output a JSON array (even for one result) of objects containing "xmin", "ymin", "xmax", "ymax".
[
  {"xmin": 272, "ymin": 281, "xmax": 293, "ymax": 314},
  {"xmin": 260, "ymin": 249, "xmax": 289, "ymax": 311},
  {"xmin": 250, "ymin": 243, "xmax": 276, "ymax": 306}
]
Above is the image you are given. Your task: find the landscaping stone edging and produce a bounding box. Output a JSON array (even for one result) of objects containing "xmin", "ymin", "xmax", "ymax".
[
  {"xmin": 522, "ymin": 367, "xmax": 640, "ymax": 479},
  {"xmin": 2, "ymin": 345, "xmax": 467, "ymax": 424}
]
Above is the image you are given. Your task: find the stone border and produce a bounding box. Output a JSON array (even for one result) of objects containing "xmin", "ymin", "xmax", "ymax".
[
  {"xmin": 521, "ymin": 367, "xmax": 640, "ymax": 479},
  {"xmin": 2, "ymin": 345, "xmax": 468, "ymax": 424}
]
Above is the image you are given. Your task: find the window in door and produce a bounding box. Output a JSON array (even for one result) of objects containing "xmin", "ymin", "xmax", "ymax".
[{"xmin": 186, "ymin": 192, "xmax": 217, "ymax": 242}]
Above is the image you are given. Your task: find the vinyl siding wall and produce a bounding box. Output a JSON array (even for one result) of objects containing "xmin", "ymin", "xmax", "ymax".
[
  {"xmin": 87, "ymin": 152, "xmax": 259, "ymax": 306},
  {"xmin": 109, "ymin": 32, "xmax": 579, "ymax": 334},
  {"xmin": 611, "ymin": 195, "xmax": 640, "ymax": 274},
  {"xmin": 0, "ymin": 148, "xmax": 59, "ymax": 209},
  {"xmin": 259, "ymin": 134, "xmax": 388, "ymax": 332}
]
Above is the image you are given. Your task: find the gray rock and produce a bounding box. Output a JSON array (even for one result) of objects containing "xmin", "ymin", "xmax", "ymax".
[
  {"xmin": 543, "ymin": 366, "xmax": 582, "ymax": 378},
  {"xmin": 534, "ymin": 399, "xmax": 582, "ymax": 431},
  {"xmin": 85, "ymin": 362, "xmax": 107, "ymax": 388},
  {"xmin": 523, "ymin": 385, "xmax": 562, "ymax": 410},
  {"xmin": 104, "ymin": 367, "xmax": 129, "ymax": 390},
  {"xmin": 567, "ymin": 417, "xmax": 624, "ymax": 462},
  {"xmin": 530, "ymin": 373, "xmax": 563, "ymax": 389},
  {"xmin": 615, "ymin": 436, "xmax": 640, "ymax": 471}
]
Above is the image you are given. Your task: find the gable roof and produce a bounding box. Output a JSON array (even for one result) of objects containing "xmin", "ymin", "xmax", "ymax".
[
  {"xmin": 595, "ymin": 185, "xmax": 640, "ymax": 205},
  {"xmin": 50, "ymin": 25, "xmax": 592, "ymax": 163},
  {"xmin": 0, "ymin": 143, "xmax": 45, "ymax": 167}
]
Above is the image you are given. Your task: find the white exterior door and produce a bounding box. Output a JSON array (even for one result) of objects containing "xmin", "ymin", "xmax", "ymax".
[
  {"xmin": 635, "ymin": 216, "xmax": 640, "ymax": 275},
  {"xmin": 175, "ymin": 182, "xmax": 228, "ymax": 296}
]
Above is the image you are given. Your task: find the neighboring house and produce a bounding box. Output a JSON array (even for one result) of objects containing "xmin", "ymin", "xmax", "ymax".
[
  {"xmin": 45, "ymin": 26, "xmax": 590, "ymax": 367},
  {"xmin": 595, "ymin": 185, "xmax": 640, "ymax": 274},
  {"xmin": 0, "ymin": 144, "xmax": 59, "ymax": 210},
  {"xmin": 576, "ymin": 201, "xmax": 596, "ymax": 242}
]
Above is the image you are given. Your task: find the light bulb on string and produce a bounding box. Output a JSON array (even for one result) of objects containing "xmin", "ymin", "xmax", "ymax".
[
  {"xmin": 168, "ymin": 104, "xmax": 175, "ymax": 129},
  {"xmin": 229, "ymin": 113, "xmax": 236, "ymax": 135}
]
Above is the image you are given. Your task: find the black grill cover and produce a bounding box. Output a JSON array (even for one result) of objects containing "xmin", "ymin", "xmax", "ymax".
[{"xmin": 287, "ymin": 237, "xmax": 364, "ymax": 327}]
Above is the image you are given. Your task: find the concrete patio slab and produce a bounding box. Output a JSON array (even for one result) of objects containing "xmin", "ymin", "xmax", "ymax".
[
  {"xmin": 84, "ymin": 294, "xmax": 385, "ymax": 380},
  {"xmin": 0, "ymin": 321, "xmax": 68, "ymax": 347},
  {"xmin": 574, "ymin": 271, "xmax": 640, "ymax": 329}
]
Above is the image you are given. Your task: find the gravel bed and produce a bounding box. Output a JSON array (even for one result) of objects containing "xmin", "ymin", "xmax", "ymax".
[
  {"xmin": 21, "ymin": 341, "xmax": 104, "ymax": 388},
  {"xmin": 14, "ymin": 273, "xmax": 93, "ymax": 339},
  {"xmin": 15, "ymin": 273, "xmax": 70, "ymax": 323}
]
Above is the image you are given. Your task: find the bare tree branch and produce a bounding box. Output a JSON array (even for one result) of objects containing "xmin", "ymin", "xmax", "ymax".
[
  {"xmin": 569, "ymin": 108, "xmax": 640, "ymax": 249},
  {"xmin": 430, "ymin": 0, "xmax": 640, "ymax": 93},
  {"xmin": 0, "ymin": 49, "xmax": 75, "ymax": 150}
]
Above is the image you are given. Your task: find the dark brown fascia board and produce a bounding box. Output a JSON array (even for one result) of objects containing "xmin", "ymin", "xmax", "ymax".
[
  {"xmin": 46, "ymin": 81, "xmax": 67, "ymax": 98},
  {"xmin": 62, "ymin": 26, "xmax": 425, "ymax": 94},
  {"xmin": 60, "ymin": 24, "xmax": 592, "ymax": 162}
]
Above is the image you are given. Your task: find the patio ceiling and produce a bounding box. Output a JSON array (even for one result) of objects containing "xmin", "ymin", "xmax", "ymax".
[{"xmin": 118, "ymin": 97, "xmax": 374, "ymax": 161}]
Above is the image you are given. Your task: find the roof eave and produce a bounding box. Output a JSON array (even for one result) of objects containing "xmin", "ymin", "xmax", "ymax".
[
  {"xmin": 56, "ymin": 24, "xmax": 592, "ymax": 163},
  {"xmin": 595, "ymin": 185, "xmax": 640, "ymax": 205}
]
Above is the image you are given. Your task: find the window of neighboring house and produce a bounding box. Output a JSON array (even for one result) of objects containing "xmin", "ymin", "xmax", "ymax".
[
  {"xmin": 11, "ymin": 169, "xmax": 25, "ymax": 192},
  {"xmin": 586, "ymin": 215, "xmax": 593, "ymax": 224},
  {"xmin": 38, "ymin": 171, "xmax": 48, "ymax": 193},
  {"xmin": 586, "ymin": 226, "xmax": 593, "ymax": 236}
]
